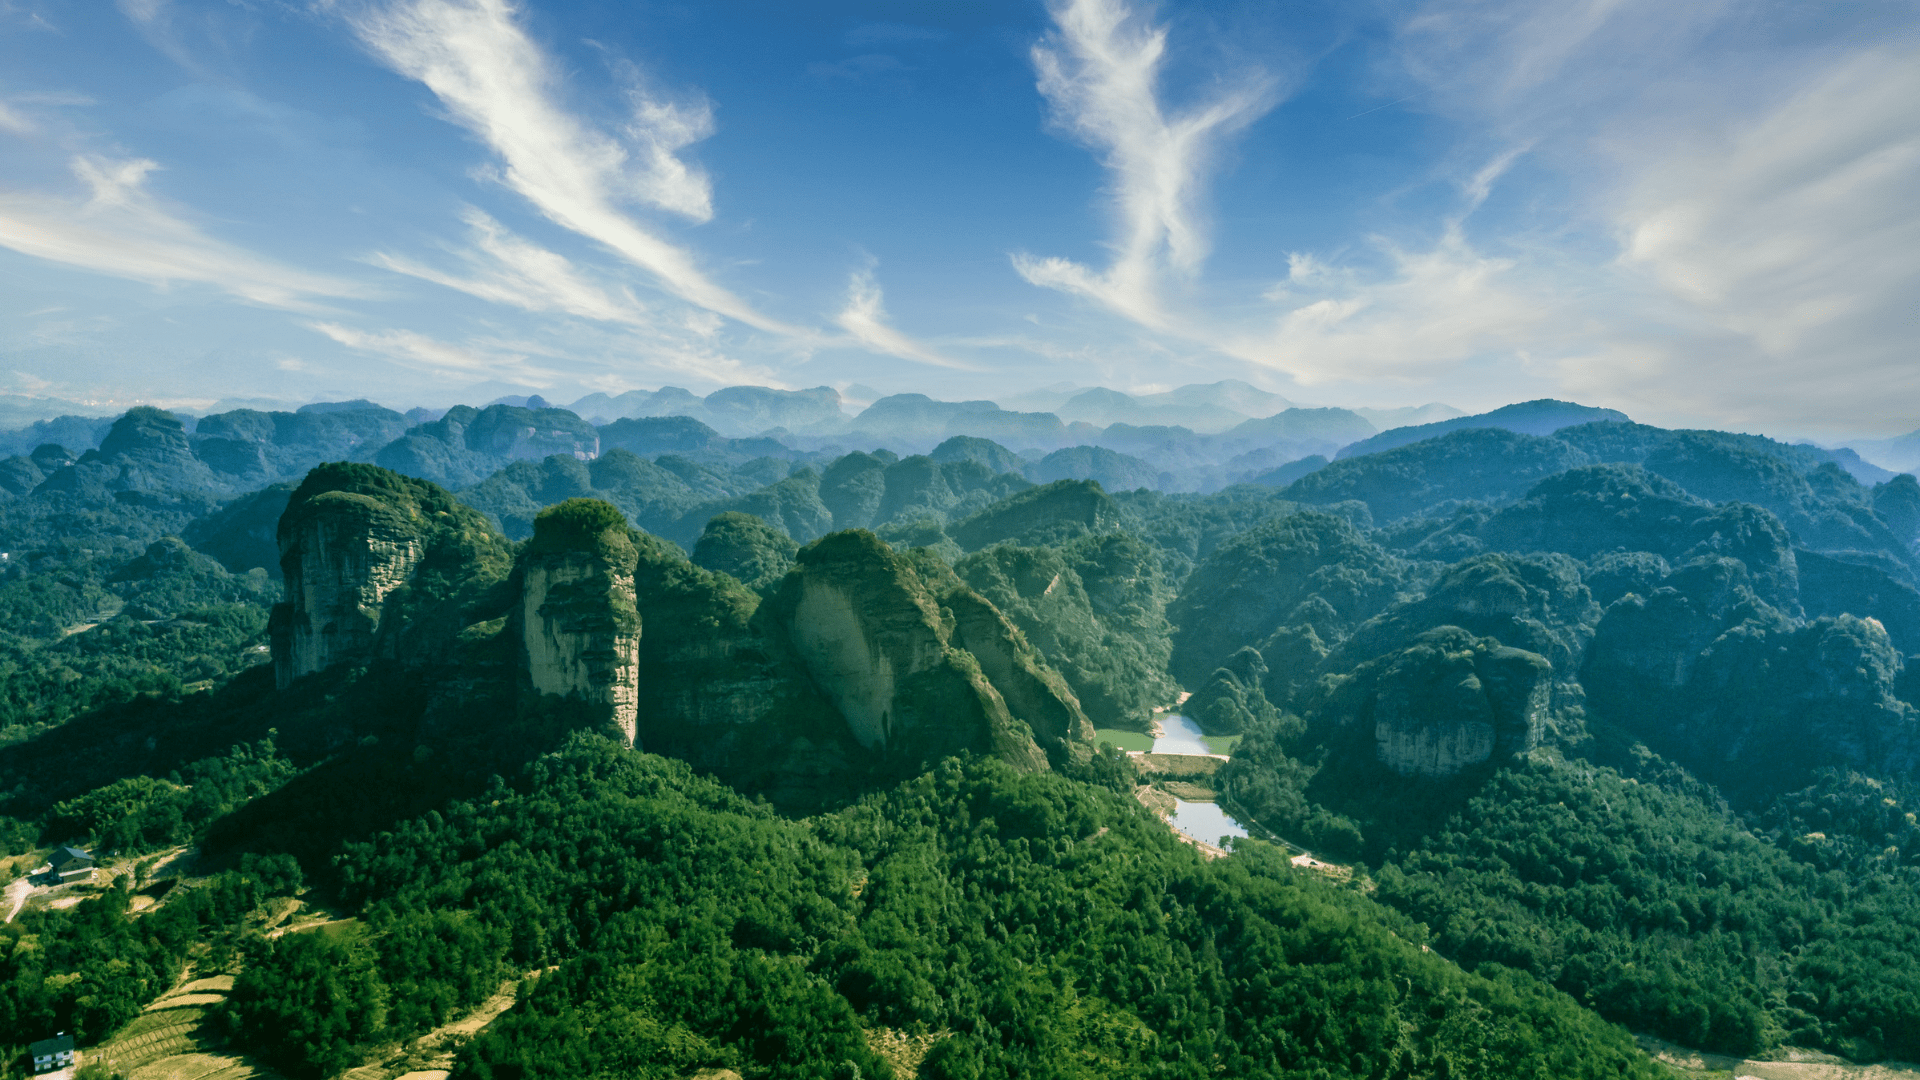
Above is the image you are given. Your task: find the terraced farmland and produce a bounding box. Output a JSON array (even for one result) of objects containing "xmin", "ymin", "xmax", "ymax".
[{"xmin": 93, "ymin": 976, "xmax": 282, "ymax": 1080}]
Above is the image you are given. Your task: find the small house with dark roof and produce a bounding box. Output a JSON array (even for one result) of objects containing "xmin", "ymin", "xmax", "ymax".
[
  {"xmin": 29, "ymin": 1033, "xmax": 74, "ymax": 1073},
  {"xmin": 47, "ymin": 846, "xmax": 94, "ymax": 884}
]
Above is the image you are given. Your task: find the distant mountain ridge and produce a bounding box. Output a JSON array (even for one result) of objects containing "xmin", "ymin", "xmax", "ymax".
[
  {"xmin": 1335, "ymin": 399, "xmax": 1631, "ymax": 459},
  {"xmin": 6, "ymin": 390, "xmax": 1913, "ymax": 538}
]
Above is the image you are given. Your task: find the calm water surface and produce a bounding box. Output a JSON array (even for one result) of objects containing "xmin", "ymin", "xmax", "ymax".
[
  {"xmin": 1152, "ymin": 714, "xmax": 1211, "ymax": 755},
  {"xmin": 1153, "ymin": 714, "xmax": 1248, "ymax": 848},
  {"xmin": 1169, "ymin": 799, "xmax": 1249, "ymax": 848}
]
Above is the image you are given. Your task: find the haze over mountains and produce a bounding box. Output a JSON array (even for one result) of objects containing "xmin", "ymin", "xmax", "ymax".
[{"xmin": 5, "ymin": 380, "xmax": 1909, "ymax": 536}]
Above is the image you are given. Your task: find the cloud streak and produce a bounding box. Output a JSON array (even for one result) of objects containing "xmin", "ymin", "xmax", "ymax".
[
  {"xmin": 0, "ymin": 156, "xmax": 365, "ymax": 309},
  {"xmin": 833, "ymin": 267, "xmax": 975, "ymax": 370},
  {"xmin": 306, "ymin": 320, "xmax": 545, "ymax": 380},
  {"xmin": 1013, "ymin": 0, "xmax": 1276, "ymax": 327},
  {"xmin": 369, "ymin": 206, "xmax": 648, "ymax": 325},
  {"xmin": 1592, "ymin": 43, "xmax": 1920, "ymax": 431},
  {"xmin": 350, "ymin": 0, "xmax": 800, "ymax": 335},
  {"xmin": 311, "ymin": 316, "xmax": 785, "ymax": 393},
  {"xmin": 0, "ymin": 102, "xmax": 33, "ymax": 135}
]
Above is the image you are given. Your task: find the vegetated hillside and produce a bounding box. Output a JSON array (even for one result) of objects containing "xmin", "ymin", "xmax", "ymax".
[
  {"xmin": 0, "ymin": 469, "xmax": 1660, "ymax": 1080},
  {"xmin": 7, "ymin": 400, "xmax": 1920, "ymax": 1074}
]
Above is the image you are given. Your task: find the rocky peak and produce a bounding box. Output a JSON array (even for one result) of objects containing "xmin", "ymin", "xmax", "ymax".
[
  {"xmin": 97, "ymin": 406, "xmax": 194, "ymax": 460},
  {"xmin": 777, "ymin": 531, "xmax": 952, "ymax": 750},
  {"xmin": 1364, "ymin": 628, "xmax": 1552, "ymax": 777},
  {"xmin": 517, "ymin": 499, "xmax": 643, "ymax": 746},
  {"xmin": 950, "ymin": 479, "xmax": 1122, "ymax": 553},
  {"xmin": 0, "ymin": 456, "xmax": 44, "ymax": 497},
  {"xmin": 39, "ymin": 406, "xmax": 222, "ymax": 497},
  {"xmin": 465, "ymin": 404, "xmax": 600, "ymax": 461},
  {"xmin": 29, "ymin": 443, "xmax": 75, "ymax": 471},
  {"xmin": 271, "ymin": 463, "xmax": 513, "ymax": 687},
  {"xmin": 769, "ymin": 530, "xmax": 1066, "ymax": 771}
]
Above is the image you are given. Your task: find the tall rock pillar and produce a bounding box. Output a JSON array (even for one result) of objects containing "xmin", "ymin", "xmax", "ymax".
[
  {"xmin": 518, "ymin": 500, "xmax": 643, "ymax": 746},
  {"xmin": 274, "ymin": 490, "xmax": 424, "ymax": 688}
]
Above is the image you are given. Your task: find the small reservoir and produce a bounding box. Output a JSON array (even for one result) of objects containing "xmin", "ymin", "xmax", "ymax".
[
  {"xmin": 1145, "ymin": 714, "xmax": 1252, "ymax": 850},
  {"xmin": 1151, "ymin": 714, "xmax": 1211, "ymax": 755},
  {"xmin": 1169, "ymin": 798, "xmax": 1249, "ymax": 848}
]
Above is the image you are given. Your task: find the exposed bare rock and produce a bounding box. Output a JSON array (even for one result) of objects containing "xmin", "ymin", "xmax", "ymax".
[
  {"xmin": 276, "ymin": 491, "xmax": 424, "ymax": 686},
  {"xmin": 518, "ymin": 500, "xmax": 643, "ymax": 746},
  {"xmin": 270, "ymin": 463, "xmax": 514, "ymax": 687},
  {"xmin": 1369, "ymin": 633, "xmax": 1551, "ymax": 777},
  {"xmin": 768, "ymin": 530, "xmax": 1074, "ymax": 772}
]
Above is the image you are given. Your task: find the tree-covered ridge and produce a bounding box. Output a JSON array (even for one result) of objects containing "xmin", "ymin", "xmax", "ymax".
[
  {"xmin": 1371, "ymin": 758, "xmax": 1920, "ymax": 1060},
  {"xmin": 323, "ymin": 736, "xmax": 1663, "ymax": 1080},
  {"xmin": 955, "ymin": 532, "xmax": 1178, "ymax": 728},
  {"xmin": 0, "ymin": 537, "xmax": 278, "ymax": 743}
]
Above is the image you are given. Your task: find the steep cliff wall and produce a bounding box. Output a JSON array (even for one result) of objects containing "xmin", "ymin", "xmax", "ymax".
[
  {"xmin": 519, "ymin": 503, "xmax": 643, "ymax": 745},
  {"xmin": 769, "ymin": 530, "xmax": 1057, "ymax": 771},
  {"xmin": 1369, "ymin": 634, "xmax": 1551, "ymax": 777},
  {"xmin": 1306, "ymin": 626, "xmax": 1551, "ymax": 778},
  {"xmin": 272, "ymin": 462, "xmax": 515, "ymax": 688},
  {"xmin": 277, "ymin": 493, "xmax": 423, "ymax": 685},
  {"xmin": 948, "ymin": 590, "xmax": 1095, "ymax": 765},
  {"xmin": 788, "ymin": 578, "xmax": 915, "ymax": 748}
]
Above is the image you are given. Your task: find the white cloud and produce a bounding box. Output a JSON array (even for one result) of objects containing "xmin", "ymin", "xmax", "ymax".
[
  {"xmin": 311, "ymin": 314, "xmax": 788, "ymax": 396},
  {"xmin": 0, "ymin": 155, "xmax": 365, "ymax": 309},
  {"xmin": 350, "ymin": 0, "xmax": 799, "ymax": 334},
  {"xmin": 1228, "ymin": 228, "xmax": 1552, "ymax": 385},
  {"xmin": 1220, "ymin": 0, "xmax": 1920, "ymax": 433},
  {"xmin": 1013, "ymin": 0, "xmax": 1276, "ymax": 327},
  {"xmin": 1393, "ymin": 0, "xmax": 1735, "ymax": 138},
  {"xmin": 306, "ymin": 320, "xmax": 566, "ymax": 384},
  {"xmin": 834, "ymin": 267, "xmax": 975, "ymax": 371},
  {"xmin": 370, "ymin": 206, "xmax": 648, "ymax": 324},
  {"xmin": 1613, "ymin": 48, "xmax": 1920, "ymax": 356},
  {"xmin": 1583, "ymin": 45, "xmax": 1920, "ymax": 432},
  {"xmin": 0, "ymin": 102, "xmax": 33, "ymax": 134}
]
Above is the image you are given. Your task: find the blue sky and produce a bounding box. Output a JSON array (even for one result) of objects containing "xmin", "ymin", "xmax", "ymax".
[{"xmin": 0, "ymin": 0, "xmax": 1915, "ymax": 436}]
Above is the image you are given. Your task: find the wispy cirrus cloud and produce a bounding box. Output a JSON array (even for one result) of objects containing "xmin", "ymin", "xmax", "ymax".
[
  {"xmin": 349, "ymin": 0, "xmax": 800, "ymax": 335},
  {"xmin": 0, "ymin": 155, "xmax": 365, "ymax": 309},
  {"xmin": 1212, "ymin": 0, "xmax": 1920, "ymax": 432},
  {"xmin": 305, "ymin": 321, "xmax": 540, "ymax": 380},
  {"xmin": 1012, "ymin": 0, "xmax": 1277, "ymax": 328},
  {"xmin": 833, "ymin": 266, "xmax": 975, "ymax": 371},
  {"xmin": 1592, "ymin": 44, "xmax": 1920, "ymax": 430},
  {"xmin": 369, "ymin": 206, "xmax": 648, "ymax": 325},
  {"xmin": 1227, "ymin": 227, "xmax": 1551, "ymax": 385},
  {"xmin": 310, "ymin": 316, "xmax": 782, "ymax": 391}
]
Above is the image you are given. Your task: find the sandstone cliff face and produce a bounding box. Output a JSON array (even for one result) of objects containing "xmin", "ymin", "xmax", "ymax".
[
  {"xmin": 271, "ymin": 463, "xmax": 515, "ymax": 688},
  {"xmin": 770, "ymin": 530, "xmax": 1069, "ymax": 771},
  {"xmin": 1369, "ymin": 636, "xmax": 1550, "ymax": 777},
  {"xmin": 947, "ymin": 590, "xmax": 1095, "ymax": 762},
  {"xmin": 276, "ymin": 491, "xmax": 424, "ymax": 687},
  {"xmin": 1309, "ymin": 626, "xmax": 1551, "ymax": 778},
  {"xmin": 788, "ymin": 575, "xmax": 929, "ymax": 748},
  {"xmin": 521, "ymin": 544, "xmax": 642, "ymax": 747}
]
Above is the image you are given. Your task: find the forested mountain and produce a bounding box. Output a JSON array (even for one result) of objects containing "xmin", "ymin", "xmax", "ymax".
[{"xmin": 4, "ymin": 391, "xmax": 1920, "ymax": 1078}]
